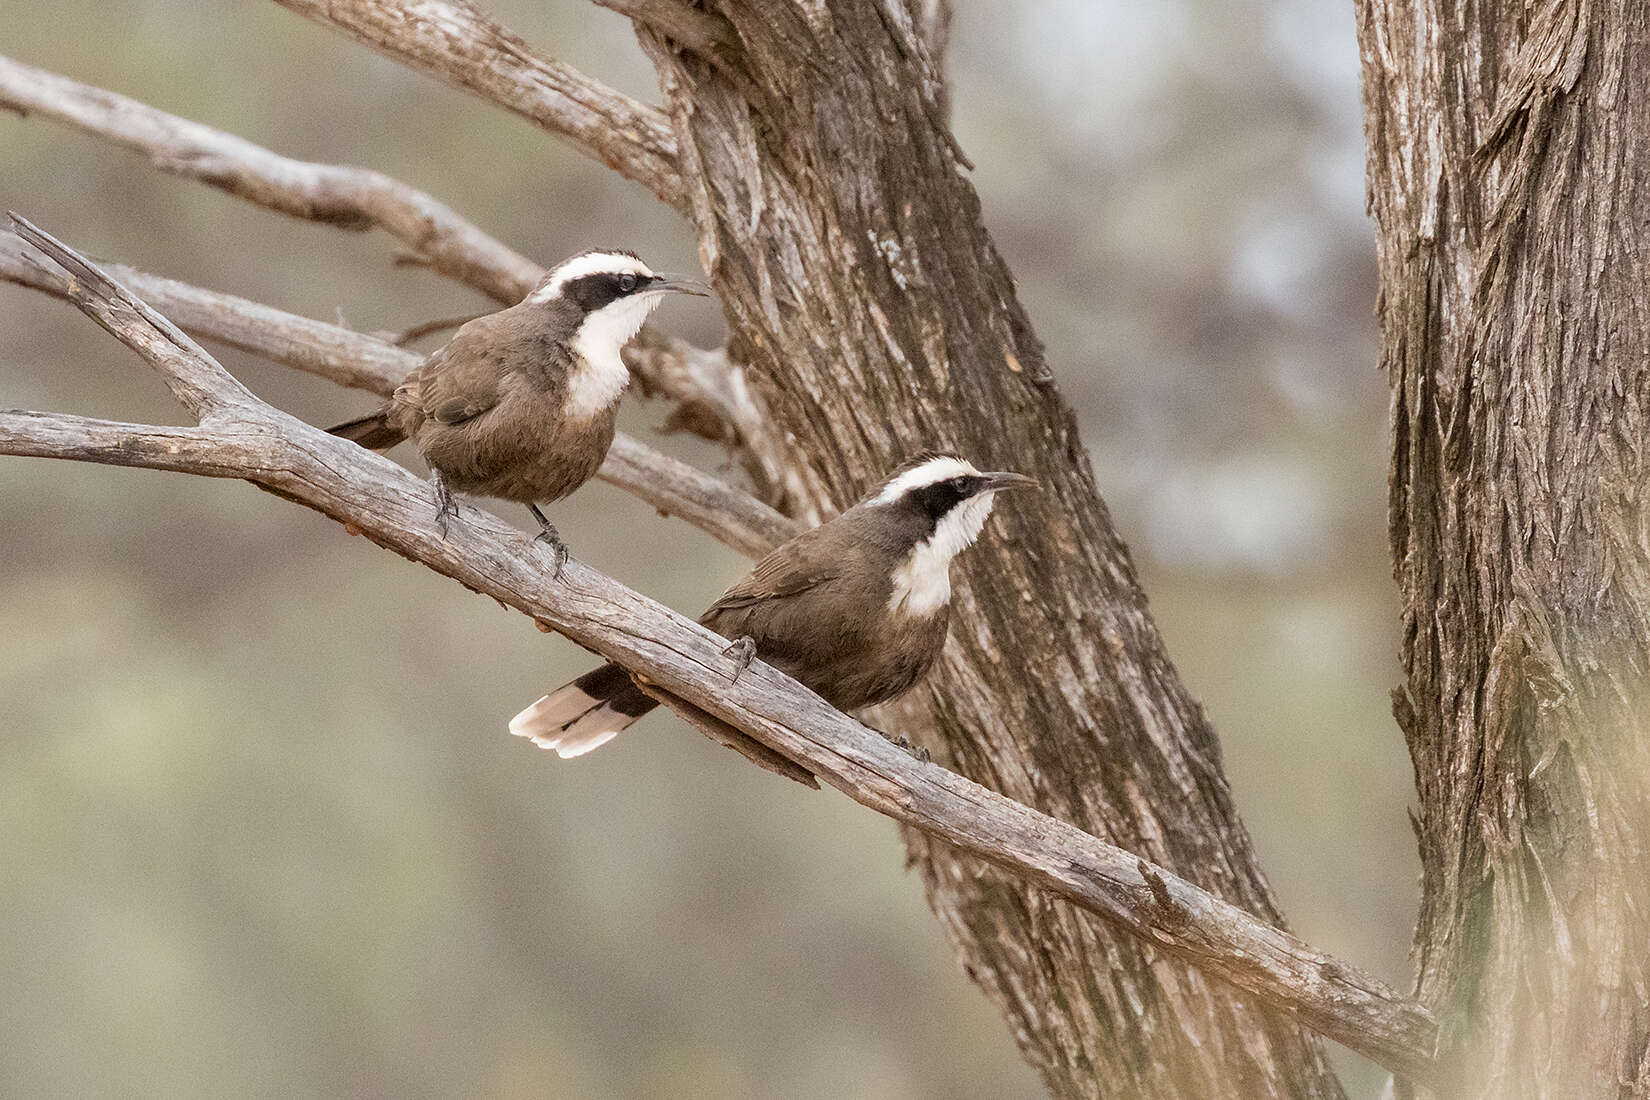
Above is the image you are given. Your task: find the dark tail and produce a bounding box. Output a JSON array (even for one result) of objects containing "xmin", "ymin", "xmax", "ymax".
[
  {"xmin": 508, "ymin": 663, "xmax": 659, "ymax": 758},
  {"xmin": 326, "ymin": 409, "xmax": 405, "ymax": 451}
]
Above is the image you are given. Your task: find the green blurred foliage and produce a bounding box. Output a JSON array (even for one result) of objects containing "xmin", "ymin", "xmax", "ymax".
[{"xmin": 0, "ymin": 1, "xmax": 1410, "ymax": 1096}]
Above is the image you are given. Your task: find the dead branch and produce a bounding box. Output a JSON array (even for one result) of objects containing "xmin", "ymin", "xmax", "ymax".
[
  {"xmin": 0, "ymin": 54, "xmax": 540, "ymax": 305},
  {"xmin": 1, "ymin": 214, "xmax": 1441, "ymax": 1085},
  {"xmin": 0, "ymin": 229, "xmax": 796, "ymax": 560},
  {"xmin": 270, "ymin": 0, "xmax": 682, "ymax": 208}
]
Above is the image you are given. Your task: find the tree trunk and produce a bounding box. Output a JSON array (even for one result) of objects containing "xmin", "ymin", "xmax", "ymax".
[
  {"xmin": 635, "ymin": 5, "xmax": 1345, "ymax": 1096},
  {"xmin": 1359, "ymin": 1, "xmax": 1650, "ymax": 1093}
]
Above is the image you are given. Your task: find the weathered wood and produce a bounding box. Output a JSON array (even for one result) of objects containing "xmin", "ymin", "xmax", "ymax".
[
  {"xmin": 0, "ymin": 229, "xmax": 796, "ymax": 560},
  {"xmin": 1358, "ymin": 1, "xmax": 1650, "ymax": 1094},
  {"xmin": 270, "ymin": 0, "xmax": 683, "ymax": 208},
  {"xmin": 627, "ymin": 4, "xmax": 1349, "ymax": 1095},
  {"xmin": 0, "ymin": 217, "xmax": 1441, "ymax": 1085}
]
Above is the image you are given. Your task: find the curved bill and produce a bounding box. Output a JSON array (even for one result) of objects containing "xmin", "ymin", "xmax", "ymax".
[
  {"xmin": 980, "ymin": 471, "xmax": 1038, "ymax": 492},
  {"xmin": 651, "ymin": 273, "xmax": 711, "ymax": 297}
]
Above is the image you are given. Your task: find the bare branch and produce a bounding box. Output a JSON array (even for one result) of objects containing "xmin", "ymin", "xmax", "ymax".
[
  {"xmin": 0, "ymin": 221, "xmax": 1442, "ymax": 1086},
  {"xmin": 0, "ymin": 228, "xmax": 794, "ymax": 557},
  {"xmin": 0, "ymin": 53, "xmax": 540, "ymax": 305},
  {"xmin": 270, "ymin": 0, "xmax": 683, "ymax": 208},
  {"xmin": 8, "ymin": 214, "xmax": 257, "ymax": 419},
  {"xmin": 624, "ymin": 326, "xmax": 827, "ymax": 524},
  {"xmin": 0, "ymin": 411, "xmax": 242, "ymax": 474},
  {"xmin": 603, "ymin": 435, "xmax": 797, "ymax": 558},
  {"xmin": 590, "ymin": 0, "xmax": 737, "ymax": 55}
]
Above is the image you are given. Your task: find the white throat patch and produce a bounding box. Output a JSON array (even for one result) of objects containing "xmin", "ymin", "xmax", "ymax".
[
  {"xmin": 888, "ymin": 492, "xmax": 997, "ymax": 616},
  {"xmin": 566, "ymin": 292, "xmax": 661, "ymax": 417}
]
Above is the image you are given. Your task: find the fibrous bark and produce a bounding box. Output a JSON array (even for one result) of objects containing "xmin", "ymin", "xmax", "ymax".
[
  {"xmin": 1359, "ymin": 1, "xmax": 1650, "ymax": 1093},
  {"xmin": 629, "ymin": 3, "xmax": 1348, "ymax": 1095}
]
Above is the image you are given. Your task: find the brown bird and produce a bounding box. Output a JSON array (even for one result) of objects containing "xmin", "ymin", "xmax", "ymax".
[
  {"xmin": 509, "ymin": 454, "xmax": 1036, "ymax": 757},
  {"xmin": 327, "ymin": 250, "xmax": 706, "ymax": 571}
]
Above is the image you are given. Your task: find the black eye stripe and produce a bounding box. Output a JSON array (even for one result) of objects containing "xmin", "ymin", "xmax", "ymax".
[
  {"xmin": 907, "ymin": 476, "xmax": 978, "ymax": 522},
  {"xmin": 562, "ymin": 271, "xmax": 647, "ymax": 312}
]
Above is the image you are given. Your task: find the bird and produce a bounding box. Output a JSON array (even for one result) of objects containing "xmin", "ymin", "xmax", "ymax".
[
  {"xmin": 326, "ymin": 249, "xmax": 706, "ymax": 572},
  {"xmin": 508, "ymin": 453, "xmax": 1036, "ymax": 758}
]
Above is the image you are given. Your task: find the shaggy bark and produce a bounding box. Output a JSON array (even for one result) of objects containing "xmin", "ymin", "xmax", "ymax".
[
  {"xmin": 627, "ymin": 4, "xmax": 1349, "ymax": 1096},
  {"xmin": 1358, "ymin": 1, "xmax": 1650, "ymax": 1094}
]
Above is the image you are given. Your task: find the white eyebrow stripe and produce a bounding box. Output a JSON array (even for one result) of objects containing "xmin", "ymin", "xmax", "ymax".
[
  {"xmin": 873, "ymin": 456, "xmax": 979, "ymax": 504},
  {"xmin": 528, "ymin": 252, "xmax": 656, "ymax": 303}
]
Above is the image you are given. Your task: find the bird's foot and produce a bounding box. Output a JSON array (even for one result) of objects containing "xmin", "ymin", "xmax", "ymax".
[
  {"xmin": 432, "ymin": 472, "xmax": 458, "ymax": 539},
  {"xmin": 528, "ymin": 504, "xmax": 569, "ymax": 580},
  {"xmin": 722, "ymin": 636, "xmax": 758, "ymax": 683}
]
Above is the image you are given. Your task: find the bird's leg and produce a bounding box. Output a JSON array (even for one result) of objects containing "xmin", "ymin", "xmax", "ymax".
[
  {"xmin": 431, "ymin": 470, "xmax": 458, "ymax": 538},
  {"xmin": 722, "ymin": 636, "xmax": 758, "ymax": 683},
  {"xmin": 527, "ymin": 503, "xmax": 569, "ymax": 580}
]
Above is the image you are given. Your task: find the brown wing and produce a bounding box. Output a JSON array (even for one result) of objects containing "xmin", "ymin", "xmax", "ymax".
[
  {"xmin": 402, "ymin": 314, "xmax": 509, "ymax": 427},
  {"xmin": 702, "ymin": 525, "xmax": 845, "ymax": 620}
]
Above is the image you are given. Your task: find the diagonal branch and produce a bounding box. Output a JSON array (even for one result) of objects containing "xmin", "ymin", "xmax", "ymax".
[
  {"xmin": 0, "ymin": 53, "xmax": 540, "ymax": 306},
  {"xmin": 270, "ymin": 0, "xmax": 683, "ymax": 208},
  {"xmin": 0, "ymin": 228, "xmax": 797, "ymax": 559},
  {"xmin": 9, "ymin": 215, "xmax": 258, "ymax": 419},
  {"xmin": 0, "ymin": 222, "xmax": 1443, "ymax": 1086}
]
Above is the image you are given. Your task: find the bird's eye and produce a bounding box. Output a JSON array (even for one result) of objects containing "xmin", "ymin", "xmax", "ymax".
[{"xmin": 618, "ymin": 274, "xmax": 638, "ymax": 293}]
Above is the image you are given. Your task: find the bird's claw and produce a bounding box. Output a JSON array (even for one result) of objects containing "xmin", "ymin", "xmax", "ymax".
[
  {"xmin": 535, "ymin": 529, "xmax": 569, "ymax": 580},
  {"xmin": 528, "ymin": 504, "xmax": 568, "ymax": 581},
  {"xmin": 432, "ymin": 473, "xmax": 457, "ymax": 539},
  {"xmin": 722, "ymin": 636, "xmax": 757, "ymax": 683}
]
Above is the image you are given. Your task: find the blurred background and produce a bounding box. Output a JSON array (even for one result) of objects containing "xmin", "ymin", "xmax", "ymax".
[{"xmin": 0, "ymin": 1, "xmax": 1408, "ymax": 1097}]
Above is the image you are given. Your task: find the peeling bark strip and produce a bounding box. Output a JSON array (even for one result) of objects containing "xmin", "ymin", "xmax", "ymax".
[
  {"xmin": 2, "ymin": 217, "xmax": 1439, "ymax": 1087},
  {"xmin": 1359, "ymin": 0, "xmax": 1650, "ymax": 1094},
  {"xmin": 628, "ymin": 3, "xmax": 1348, "ymax": 1095}
]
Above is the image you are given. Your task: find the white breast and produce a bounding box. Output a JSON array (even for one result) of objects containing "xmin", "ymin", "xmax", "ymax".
[
  {"xmin": 566, "ymin": 294, "xmax": 660, "ymax": 418},
  {"xmin": 887, "ymin": 493, "xmax": 995, "ymax": 615}
]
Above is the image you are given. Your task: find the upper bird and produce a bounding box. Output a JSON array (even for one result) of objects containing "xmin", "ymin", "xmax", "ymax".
[
  {"xmin": 327, "ymin": 249, "xmax": 706, "ymax": 571},
  {"xmin": 509, "ymin": 453, "xmax": 1036, "ymax": 758}
]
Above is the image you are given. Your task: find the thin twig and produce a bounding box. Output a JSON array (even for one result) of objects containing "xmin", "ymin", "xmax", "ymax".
[
  {"xmin": 0, "ymin": 221, "xmax": 1443, "ymax": 1085},
  {"xmin": 388, "ymin": 311, "xmax": 490, "ymax": 347},
  {"xmin": 271, "ymin": 0, "xmax": 683, "ymax": 208}
]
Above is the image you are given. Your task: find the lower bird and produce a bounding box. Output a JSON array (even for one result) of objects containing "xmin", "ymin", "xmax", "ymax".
[
  {"xmin": 326, "ymin": 249, "xmax": 705, "ymax": 572},
  {"xmin": 509, "ymin": 453, "xmax": 1035, "ymax": 757}
]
